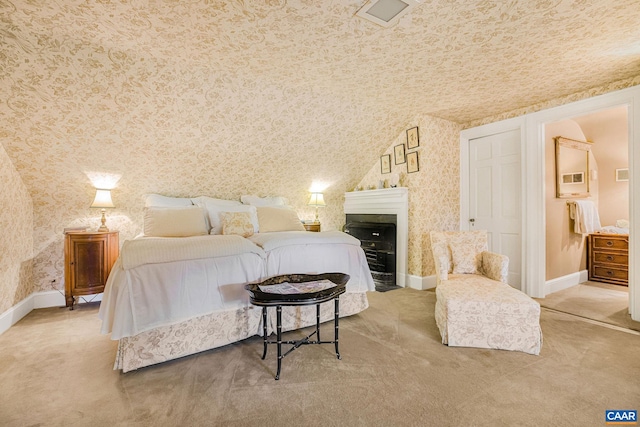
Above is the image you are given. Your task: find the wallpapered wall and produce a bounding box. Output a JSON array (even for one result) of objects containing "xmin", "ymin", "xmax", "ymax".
[
  {"xmin": 0, "ymin": 144, "xmax": 33, "ymax": 313},
  {"xmin": 357, "ymin": 115, "xmax": 462, "ymax": 277},
  {"xmin": 1, "ymin": 76, "xmax": 639, "ymax": 313}
]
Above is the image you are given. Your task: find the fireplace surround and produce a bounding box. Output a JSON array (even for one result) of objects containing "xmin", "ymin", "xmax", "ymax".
[{"xmin": 344, "ymin": 188, "xmax": 408, "ymax": 288}]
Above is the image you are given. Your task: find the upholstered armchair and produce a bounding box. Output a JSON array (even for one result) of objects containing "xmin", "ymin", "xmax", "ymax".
[
  {"xmin": 430, "ymin": 230, "xmax": 509, "ymax": 285},
  {"xmin": 429, "ymin": 230, "xmax": 542, "ymax": 355}
]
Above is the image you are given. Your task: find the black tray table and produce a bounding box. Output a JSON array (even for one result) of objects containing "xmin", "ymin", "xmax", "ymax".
[{"xmin": 245, "ymin": 273, "xmax": 349, "ymax": 380}]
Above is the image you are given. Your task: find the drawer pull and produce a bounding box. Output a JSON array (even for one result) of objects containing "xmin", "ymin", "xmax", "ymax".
[
  {"xmin": 606, "ymin": 270, "xmax": 613, "ymax": 276},
  {"xmin": 606, "ymin": 256, "xmax": 614, "ymax": 261},
  {"xmin": 606, "ymin": 241, "xmax": 614, "ymax": 247}
]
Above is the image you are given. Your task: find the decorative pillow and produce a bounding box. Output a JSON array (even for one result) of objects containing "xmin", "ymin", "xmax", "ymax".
[
  {"xmin": 203, "ymin": 204, "xmax": 259, "ymax": 235},
  {"xmin": 221, "ymin": 212, "xmax": 254, "ymax": 237},
  {"xmin": 240, "ymin": 195, "xmax": 287, "ymax": 207},
  {"xmin": 143, "ymin": 206, "xmax": 208, "ymax": 237},
  {"xmin": 144, "ymin": 194, "xmax": 193, "ymax": 207},
  {"xmin": 191, "ymin": 196, "xmax": 245, "ymax": 233},
  {"xmin": 256, "ymin": 206, "xmax": 305, "ymax": 233},
  {"xmin": 450, "ymin": 242, "xmax": 481, "ymax": 274}
]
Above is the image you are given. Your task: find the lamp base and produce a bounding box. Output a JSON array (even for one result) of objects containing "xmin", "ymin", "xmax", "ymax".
[{"xmin": 97, "ymin": 208, "xmax": 109, "ymax": 232}]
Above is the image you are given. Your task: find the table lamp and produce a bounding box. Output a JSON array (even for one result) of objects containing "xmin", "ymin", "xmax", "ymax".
[
  {"xmin": 308, "ymin": 192, "xmax": 325, "ymax": 224},
  {"xmin": 91, "ymin": 189, "xmax": 115, "ymax": 232}
]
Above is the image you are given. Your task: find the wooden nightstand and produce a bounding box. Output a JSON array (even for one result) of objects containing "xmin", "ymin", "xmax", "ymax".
[
  {"xmin": 64, "ymin": 231, "xmax": 119, "ymax": 309},
  {"xmin": 303, "ymin": 223, "xmax": 321, "ymax": 232}
]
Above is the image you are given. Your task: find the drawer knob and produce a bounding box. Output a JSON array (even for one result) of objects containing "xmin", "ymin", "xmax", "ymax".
[
  {"xmin": 606, "ymin": 241, "xmax": 613, "ymax": 246},
  {"xmin": 606, "ymin": 256, "xmax": 614, "ymax": 261},
  {"xmin": 606, "ymin": 270, "xmax": 613, "ymax": 276}
]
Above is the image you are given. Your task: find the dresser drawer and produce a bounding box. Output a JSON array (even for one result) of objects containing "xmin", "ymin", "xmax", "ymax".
[
  {"xmin": 592, "ymin": 266, "xmax": 628, "ymax": 282},
  {"xmin": 592, "ymin": 251, "xmax": 629, "ymax": 266},
  {"xmin": 590, "ymin": 235, "xmax": 628, "ymax": 250}
]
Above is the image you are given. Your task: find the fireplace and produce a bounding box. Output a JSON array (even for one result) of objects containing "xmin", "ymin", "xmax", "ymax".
[
  {"xmin": 344, "ymin": 188, "xmax": 408, "ymax": 289},
  {"xmin": 345, "ymin": 214, "xmax": 397, "ymax": 291}
]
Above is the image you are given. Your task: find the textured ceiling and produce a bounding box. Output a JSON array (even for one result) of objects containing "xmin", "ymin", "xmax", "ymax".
[{"xmin": 1, "ymin": 0, "xmax": 639, "ymax": 212}]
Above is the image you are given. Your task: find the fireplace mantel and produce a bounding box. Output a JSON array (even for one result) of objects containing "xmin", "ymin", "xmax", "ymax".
[{"xmin": 344, "ymin": 188, "xmax": 408, "ymax": 287}]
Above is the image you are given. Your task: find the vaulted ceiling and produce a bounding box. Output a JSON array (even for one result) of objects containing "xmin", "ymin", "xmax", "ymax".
[{"xmin": 1, "ymin": 0, "xmax": 639, "ymax": 212}]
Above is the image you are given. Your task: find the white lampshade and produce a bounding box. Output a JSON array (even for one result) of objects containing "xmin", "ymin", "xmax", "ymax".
[
  {"xmin": 308, "ymin": 193, "xmax": 325, "ymax": 224},
  {"xmin": 90, "ymin": 189, "xmax": 115, "ymax": 209},
  {"xmin": 308, "ymin": 193, "xmax": 326, "ymax": 207},
  {"xmin": 91, "ymin": 189, "xmax": 115, "ymax": 232}
]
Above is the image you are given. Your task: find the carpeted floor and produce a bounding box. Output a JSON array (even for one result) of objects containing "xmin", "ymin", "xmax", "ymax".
[
  {"xmin": 1, "ymin": 288, "xmax": 639, "ymax": 426},
  {"xmin": 537, "ymin": 281, "xmax": 640, "ymax": 332}
]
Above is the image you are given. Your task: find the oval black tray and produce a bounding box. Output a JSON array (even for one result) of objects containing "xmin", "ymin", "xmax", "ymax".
[{"xmin": 245, "ymin": 272, "xmax": 349, "ymax": 304}]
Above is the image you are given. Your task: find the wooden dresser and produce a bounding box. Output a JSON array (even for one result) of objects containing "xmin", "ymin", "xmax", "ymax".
[
  {"xmin": 64, "ymin": 231, "xmax": 119, "ymax": 309},
  {"xmin": 587, "ymin": 233, "xmax": 628, "ymax": 286}
]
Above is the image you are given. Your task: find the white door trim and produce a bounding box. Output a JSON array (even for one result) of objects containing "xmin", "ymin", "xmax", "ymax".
[
  {"xmin": 527, "ymin": 86, "xmax": 639, "ymax": 319},
  {"xmin": 461, "ymin": 84, "xmax": 639, "ymax": 320}
]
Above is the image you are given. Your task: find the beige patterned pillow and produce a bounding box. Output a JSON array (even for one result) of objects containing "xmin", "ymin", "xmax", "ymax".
[
  {"xmin": 450, "ymin": 242, "xmax": 480, "ymax": 274},
  {"xmin": 143, "ymin": 206, "xmax": 208, "ymax": 237},
  {"xmin": 256, "ymin": 206, "xmax": 305, "ymax": 232},
  {"xmin": 221, "ymin": 212, "xmax": 254, "ymax": 237}
]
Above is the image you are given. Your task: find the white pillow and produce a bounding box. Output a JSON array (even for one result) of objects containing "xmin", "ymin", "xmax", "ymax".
[
  {"xmin": 256, "ymin": 206, "xmax": 305, "ymax": 233},
  {"xmin": 191, "ymin": 196, "xmax": 242, "ymax": 208},
  {"xmin": 191, "ymin": 196, "xmax": 243, "ymax": 233},
  {"xmin": 144, "ymin": 194, "xmax": 193, "ymax": 207},
  {"xmin": 240, "ymin": 195, "xmax": 287, "ymax": 207},
  {"xmin": 143, "ymin": 206, "xmax": 208, "ymax": 237}
]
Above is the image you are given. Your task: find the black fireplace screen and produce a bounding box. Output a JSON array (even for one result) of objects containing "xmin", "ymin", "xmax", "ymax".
[{"xmin": 344, "ymin": 214, "xmax": 398, "ymax": 292}]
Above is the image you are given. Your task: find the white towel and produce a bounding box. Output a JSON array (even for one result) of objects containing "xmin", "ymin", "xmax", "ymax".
[{"xmin": 569, "ymin": 200, "xmax": 601, "ymax": 234}]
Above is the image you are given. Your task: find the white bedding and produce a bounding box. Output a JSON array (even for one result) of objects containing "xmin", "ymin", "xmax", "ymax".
[
  {"xmin": 99, "ymin": 253, "xmax": 265, "ymax": 340},
  {"xmin": 120, "ymin": 234, "xmax": 265, "ymax": 269},
  {"xmin": 99, "ymin": 231, "xmax": 374, "ymax": 341},
  {"xmin": 249, "ymin": 231, "xmax": 375, "ymax": 294}
]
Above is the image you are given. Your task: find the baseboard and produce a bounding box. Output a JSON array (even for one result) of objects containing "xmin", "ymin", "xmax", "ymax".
[
  {"xmin": 545, "ymin": 270, "xmax": 588, "ymax": 295},
  {"xmin": 0, "ymin": 290, "xmax": 103, "ymax": 336},
  {"xmin": 406, "ymin": 274, "xmax": 436, "ymax": 290}
]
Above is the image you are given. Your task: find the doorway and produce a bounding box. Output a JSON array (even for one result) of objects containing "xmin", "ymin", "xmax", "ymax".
[
  {"xmin": 460, "ymin": 84, "xmax": 640, "ymax": 321},
  {"xmin": 541, "ymin": 106, "xmax": 636, "ymax": 329}
]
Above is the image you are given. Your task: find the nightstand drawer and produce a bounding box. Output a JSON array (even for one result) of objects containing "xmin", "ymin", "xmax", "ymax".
[
  {"xmin": 590, "ymin": 236, "xmax": 628, "ymax": 250},
  {"xmin": 592, "ymin": 251, "xmax": 629, "ymax": 266},
  {"xmin": 303, "ymin": 223, "xmax": 321, "ymax": 232},
  {"xmin": 592, "ymin": 266, "xmax": 628, "ymax": 282}
]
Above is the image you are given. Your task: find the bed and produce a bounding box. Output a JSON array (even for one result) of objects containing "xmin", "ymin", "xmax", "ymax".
[{"xmin": 98, "ymin": 195, "xmax": 375, "ymax": 372}]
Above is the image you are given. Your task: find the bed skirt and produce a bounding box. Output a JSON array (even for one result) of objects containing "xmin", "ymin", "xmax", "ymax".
[{"xmin": 114, "ymin": 291, "xmax": 369, "ymax": 372}]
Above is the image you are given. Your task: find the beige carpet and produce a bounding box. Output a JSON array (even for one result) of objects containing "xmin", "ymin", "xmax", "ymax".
[
  {"xmin": 1, "ymin": 288, "xmax": 639, "ymax": 426},
  {"xmin": 537, "ymin": 281, "xmax": 640, "ymax": 332}
]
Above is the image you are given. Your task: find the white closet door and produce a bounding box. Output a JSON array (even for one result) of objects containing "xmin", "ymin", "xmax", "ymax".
[{"xmin": 469, "ymin": 129, "xmax": 522, "ymax": 289}]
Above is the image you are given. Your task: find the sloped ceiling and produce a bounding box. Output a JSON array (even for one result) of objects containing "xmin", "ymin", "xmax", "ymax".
[{"xmin": 1, "ymin": 0, "xmax": 639, "ymax": 214}]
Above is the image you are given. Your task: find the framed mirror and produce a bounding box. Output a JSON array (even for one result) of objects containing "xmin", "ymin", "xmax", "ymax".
[{"xmin": 555, "ymin": 136, "xmax": 592, "ymax": 198}]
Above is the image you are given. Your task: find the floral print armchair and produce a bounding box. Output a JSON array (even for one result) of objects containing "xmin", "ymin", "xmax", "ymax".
[{"xmin": 429, "ymin": 230, "xmax": 542, "ymax": 355}]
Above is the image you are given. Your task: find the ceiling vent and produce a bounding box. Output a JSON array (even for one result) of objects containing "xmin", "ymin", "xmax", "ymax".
[{"xmin": 355, "ymin": 0, "xmax": 421, "ymax": 27}]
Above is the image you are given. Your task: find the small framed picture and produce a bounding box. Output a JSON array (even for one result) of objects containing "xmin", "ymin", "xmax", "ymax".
[
  {"xmin": 394, "ymin": 144, "xmax": 406, "ymax": 164},
  {"xmin": 380, "ymin": 154, "xmax": 391, "ymax": 174},
  {"xmin": 407, "ymin": 151, "xmax": 419, "ymax": 173},
  {"xmin": 407, "ymin": 127, "xmax": 419, "ymax": 149},
  {"xmin": 616, "ymin": 168, "xmax": 629, "ymax": 181}
]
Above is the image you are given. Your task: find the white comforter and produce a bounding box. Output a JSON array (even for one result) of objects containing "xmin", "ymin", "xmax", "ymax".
[
  {"xmin": 249, "ymin": 231, "xmax": 375, "ymax": 294},
  {"xmin": 99, "ymin": 231, "xmax": 375, "ymax": 340},
  {"xmin": 121, "ymin": 234, "xmax": 265, "ymax": 269},
  {"xmin": 99, "ymin": 236, "xmax": 266, "ymax": 340}
]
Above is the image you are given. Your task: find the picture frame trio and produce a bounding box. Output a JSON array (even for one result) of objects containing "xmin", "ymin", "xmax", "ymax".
[{"xmin": 380, "ymin": 126, "xmax": 419, "ymax": 174}]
